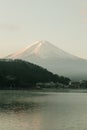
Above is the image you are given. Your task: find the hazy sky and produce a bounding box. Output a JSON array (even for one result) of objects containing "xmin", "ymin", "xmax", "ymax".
[{"xmin": 0, "ymin": 0, "xmax": 87, "ymax": 59}]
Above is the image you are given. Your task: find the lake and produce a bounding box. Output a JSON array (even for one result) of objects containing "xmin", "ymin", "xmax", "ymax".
[{"xmin": 0, "ymin": 90, "xmax": 87, "ymax": 130}]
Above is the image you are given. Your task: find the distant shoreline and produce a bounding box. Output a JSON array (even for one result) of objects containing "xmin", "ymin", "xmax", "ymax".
[
  {"xmin": 0, "ymin": 88, "xmax": 87, "ymax": 93},
  {"xmin": 30, "ymin": 88, "xmax": 87, "ymax": 93}
]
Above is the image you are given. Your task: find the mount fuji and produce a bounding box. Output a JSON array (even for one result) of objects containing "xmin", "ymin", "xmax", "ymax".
[{"xmin": 6, "ymin": 40, "xmax": 87, "ymax": 80}]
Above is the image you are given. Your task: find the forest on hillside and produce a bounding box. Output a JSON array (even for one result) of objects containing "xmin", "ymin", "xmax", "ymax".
[{"xmin": 0, "ymin": 59, "xmax": 70, "ymax": 89}]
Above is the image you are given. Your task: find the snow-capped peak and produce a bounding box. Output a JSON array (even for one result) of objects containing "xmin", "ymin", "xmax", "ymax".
[
  {"xmin": 8, "ymin": 40, "xmax": 81, "ymax": 60},
  {"xmin": 10, "ymin": 40, "xmax": 48, "ymax": 58}
]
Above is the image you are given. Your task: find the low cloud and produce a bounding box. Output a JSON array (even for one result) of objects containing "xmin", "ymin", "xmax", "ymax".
[
  {"xmin": 80, "ymin": 10, "xmax": 87, "ymax": 15},
  {"xmin": 0, "ymin": 23, "xmax": 21, "ymax": 31},
  {"xmin": 82, "ymin": 19, "xmax": 87, "ymax": 23}
]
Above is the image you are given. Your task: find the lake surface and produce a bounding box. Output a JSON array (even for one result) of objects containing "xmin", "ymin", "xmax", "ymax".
[{"xmin": 0, "ymin": 91, "xmax": 87, "ymax": 130}]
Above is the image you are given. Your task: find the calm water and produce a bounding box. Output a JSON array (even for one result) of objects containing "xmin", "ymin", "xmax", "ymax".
[{"xmin": 0, "ymin": 91, "xmax": 87, "ymax": 130}]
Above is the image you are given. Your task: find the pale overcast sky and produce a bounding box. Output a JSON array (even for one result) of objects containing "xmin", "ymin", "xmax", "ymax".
[{"xmin": 0, "ymin": 0, "xmax": 87, "ymax": 59}]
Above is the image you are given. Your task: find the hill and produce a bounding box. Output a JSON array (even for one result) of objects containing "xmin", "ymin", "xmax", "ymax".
[{"xmin": 0, "ymin": 59, "xmax": 70, "ymax": 89}]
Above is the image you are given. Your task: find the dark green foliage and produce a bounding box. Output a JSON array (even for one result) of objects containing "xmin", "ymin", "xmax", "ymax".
[
  {"xmin": 0, "ymin": 59, "xmax": 70, "ymax": 89},
  {"xmin": 59, "ymin": 76, "xmax": 70, "ymax": 85}
]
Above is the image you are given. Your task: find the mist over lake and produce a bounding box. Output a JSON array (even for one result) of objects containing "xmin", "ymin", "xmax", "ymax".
[{"xmin": 0, "ymin": 91, "xmax": 87, "ymax": 130}]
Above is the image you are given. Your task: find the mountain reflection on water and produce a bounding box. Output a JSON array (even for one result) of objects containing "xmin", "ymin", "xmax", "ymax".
[
  {"xmin": 0, "ymin": 91, "xmax": 45, "ymax": 130},
  {"xmin": 0, "ymin": 101, "xmax": 40, "ymax": 112},
  {"xmin": 0, "ymin": 91, "xmax": 46, "ymax": 112},
  {"xmin": 0, "ymin": 91, "xmax": 87, "ymax": 130}
]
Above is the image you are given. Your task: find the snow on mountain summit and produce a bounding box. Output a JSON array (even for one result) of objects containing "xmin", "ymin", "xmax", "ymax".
[{"xmin": 8, "ymin": 40, "xmax": 80, "ymax": 60}]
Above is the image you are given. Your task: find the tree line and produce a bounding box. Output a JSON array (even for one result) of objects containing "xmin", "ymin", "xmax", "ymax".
[{"xmin": 0, "ymin": 59, "xmax": 70, "ymax": 89}]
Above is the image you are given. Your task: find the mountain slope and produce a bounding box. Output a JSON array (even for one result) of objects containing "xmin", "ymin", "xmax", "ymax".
[
  {"xmin": 0, "ymin": 59, "xmax": 70, "ymax": 89},
  {"xmin": 8, "ymin": 40, "xmax": 80, "ymax": 60},
  {"xmin": 7, "ymin": 40, "xmax": 87, "ymax": 80}
]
